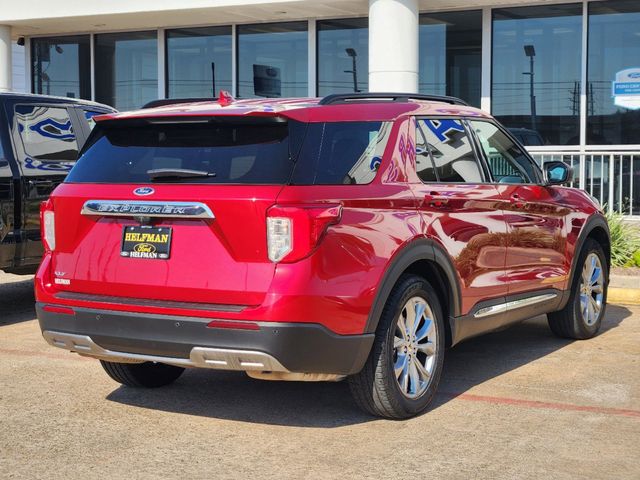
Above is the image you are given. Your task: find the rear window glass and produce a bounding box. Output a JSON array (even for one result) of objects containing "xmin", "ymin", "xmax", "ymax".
[
  {"xmin": 66, "ymin": 120, "xmax": 292, "ymax": 184},
  {"xmin": 67, "ymin": 119, "xmax": 393, "ymax": 186},
  {"xmin": 12, "ymin": 105, "xmax": 79, "ymax": 174},
  {"xmin": 291, "ymin": 121, "xmax": 392, "ymax": 185}
]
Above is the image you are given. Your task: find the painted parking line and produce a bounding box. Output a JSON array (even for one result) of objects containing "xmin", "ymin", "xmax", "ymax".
[{"xmin": 440, "ymin": 391, "xmax": 640, "ymax": 418}]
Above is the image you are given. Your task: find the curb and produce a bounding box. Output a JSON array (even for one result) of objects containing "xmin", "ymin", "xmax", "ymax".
[{"xmin": 608, "ymin": 287, "xmax": 640, "ymax": 306}]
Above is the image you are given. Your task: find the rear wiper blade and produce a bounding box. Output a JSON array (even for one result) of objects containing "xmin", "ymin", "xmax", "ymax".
[{"xmin": 146, "ymin": 168, "xmax": 216, "ymax": 180}]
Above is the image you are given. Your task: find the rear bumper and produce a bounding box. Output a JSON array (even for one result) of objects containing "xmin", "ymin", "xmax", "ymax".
[{"xmin": 36, "ymin": 304, "xmax": 374, "ymax": 376}]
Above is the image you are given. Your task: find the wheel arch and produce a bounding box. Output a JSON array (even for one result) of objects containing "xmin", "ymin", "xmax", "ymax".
[
  {"xmin": 364, "ymin": 238, "xmax": 461, "ymax": 347},
  {"xmin": 586, "ymin": 225, "xmax": 611, "ymax": 271},
  {"xmin": 556, "ymin": 213, "xmax": 610, "ymax": 314},
  {"xmin": 571, "ymin": 213, "xmax": 611, "ymax": 285}
]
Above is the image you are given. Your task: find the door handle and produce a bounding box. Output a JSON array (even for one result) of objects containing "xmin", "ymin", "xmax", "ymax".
[
  {"xmin": 28, "ymin": 179, "xmax": 55, "ymax": 187},
  {"xmin": 425, "ymin": 191, "xmax": 448, "ymax": 207},
  {"xmin": 510, "ymin": 193, "xmax": 526, "ymax": 208}
]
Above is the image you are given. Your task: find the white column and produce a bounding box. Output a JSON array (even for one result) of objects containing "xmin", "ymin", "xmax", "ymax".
[
  {"xmin": 231, "ymin": 24, "xmax": 237, "ymax": 97},
  {"xmin": 24, "ymin": 37, "xmax": 31, "ymax": 93},
  {"xmin": 157, "ymin": 28, "xmax": 166, "ymax": 99},
  {"xmin": 90, "ymin": 34, "xmax": 96, "ymax": 100},
  {"xmin": 480, "ymin": 7, "xmax": 492, "ymax": 113},
  {"xmin": 368, "ymin": 0, "xmax": 418, "ymax": 93},
  {"xmin": 308, "ymin": 19, "xmax": 317, "ymax": 98},
  {"xmin": 0, "ymin": 25, "xmax": 12, "ymax": 92}
]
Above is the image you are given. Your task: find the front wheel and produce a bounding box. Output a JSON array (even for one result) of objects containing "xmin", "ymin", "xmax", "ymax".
[
  {"xmin": 349, "ymin": 275, "xmax": 445, "ymax": 419},
  {"xmin": 548, "ymin": 238, "xmax": 608, "ymax": 339},
  {"xmin": 100, "ymin": 360, "xmax": 185, "ymax": 388}
]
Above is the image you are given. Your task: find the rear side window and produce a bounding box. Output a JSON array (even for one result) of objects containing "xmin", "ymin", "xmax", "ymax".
[
  {"xmin": 12, "ymin": 105, "xmax": 79, "ymax": 174},
  {"xmin": 415, "ymin": 124, "xmax": 438, "ymax": 182},
  {"xmin": 67, "ymin": 120, "xmax": 292, "ymax": 184},
  {"xmin": 417, "ymin": 119, "xmax": 483, "ymax": 183},
  {"xmin": 291, "ymin": 121, "xmax": 392, "ymax": 185}
]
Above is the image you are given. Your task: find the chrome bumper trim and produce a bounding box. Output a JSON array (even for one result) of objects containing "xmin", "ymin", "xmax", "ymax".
[{"xmin": 42, "ymin": 330, "xmax": 289, "ymax": 372}]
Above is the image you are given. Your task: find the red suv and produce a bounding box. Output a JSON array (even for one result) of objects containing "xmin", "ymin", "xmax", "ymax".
[{"xmin": 35, "ymin": 92, "xmax": 610, "ymax": 419}]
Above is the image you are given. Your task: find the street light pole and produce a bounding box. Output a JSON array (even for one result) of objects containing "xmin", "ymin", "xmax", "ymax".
[
  {"xmin": 523, "ymin": 44, "xmax": 537, "ymax": 131},
  {"xmin": 345, "ymin": 48, "xmax": 360, "ymax": 93}
]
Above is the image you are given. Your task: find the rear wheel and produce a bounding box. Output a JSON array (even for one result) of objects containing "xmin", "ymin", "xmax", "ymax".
[
  {"xmin": 548, "ymin": 238, "xmax": 607, "ymax": 339},
  {"xmin": 349, "ymin": 275, "xmax": 445, "ymax": 419},
  {"xmin": 100, "ymin": 360, "xmax": 185, "ymax": 388}
]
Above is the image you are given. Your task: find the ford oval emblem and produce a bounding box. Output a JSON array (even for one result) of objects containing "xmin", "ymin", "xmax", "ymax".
[
  {"xmin": 133, "ymin": 187, "xmax": 155, "ymax": 196},
  {"xmin": 629, "ymin": 72, "xmax": 640, "ymax": 79}
]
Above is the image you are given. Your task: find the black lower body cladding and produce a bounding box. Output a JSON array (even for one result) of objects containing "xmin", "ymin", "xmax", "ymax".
[{"xmin": 36, "ymin": 304, "xmax": 374, "ymax": 375}]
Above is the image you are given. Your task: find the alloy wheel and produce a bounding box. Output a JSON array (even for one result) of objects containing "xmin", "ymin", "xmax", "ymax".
[
  {"xmin": 393, "ymin": 296, "xmax": 438, "ymax": 399},
  {"xmin": 579, "ymin": 252, "xmax": 604, "ymax": 326}
]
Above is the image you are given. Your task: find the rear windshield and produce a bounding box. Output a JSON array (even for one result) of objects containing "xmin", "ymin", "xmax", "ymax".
[
  {"xmin": 67, "ymin": 120, "xmax": 291, "ymax": 184},
  {"xmin": 66, "ymin": 118, "xmax": 391, "ymax": 185}
]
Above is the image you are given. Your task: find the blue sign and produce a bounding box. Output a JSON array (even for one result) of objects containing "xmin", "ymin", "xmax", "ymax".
[{"xmin": 613, "ymin": 83, "xmax": 640, "ymax": 96}]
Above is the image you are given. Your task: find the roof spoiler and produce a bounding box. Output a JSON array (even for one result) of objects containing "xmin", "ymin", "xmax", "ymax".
[
  {"xmin": 142, "ymin": 91, "xmax": 236, "ymax": 109},
  {"xmin": 318, "ymin": 92, "xmax": 469, "ymax": 106}
]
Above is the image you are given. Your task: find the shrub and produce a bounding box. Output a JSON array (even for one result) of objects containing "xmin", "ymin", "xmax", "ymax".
[
  {"xmin": 605, "ymin": 210, "xmax": 640, "ymax": 267},
  {"xmin": 632, "ymin": 250, "xmax": 640, "ymax": 268}
]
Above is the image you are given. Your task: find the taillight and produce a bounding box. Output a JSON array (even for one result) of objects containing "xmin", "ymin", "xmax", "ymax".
[
  {"xmin": 41, "ymin": 200, "xmax": 55, "ymax": 251},
  {"xmin": 267, "ymin": 217, "xmax": 292, "ymax": 262},
  {"xmin": 266, "ymin": 204, "xmax": 342, "ymax": 263}
]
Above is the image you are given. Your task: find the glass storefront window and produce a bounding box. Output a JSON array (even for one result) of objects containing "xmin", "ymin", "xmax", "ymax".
[
  {"xmin": 94, "ymin": 31, "xmax": 158, "ymax": 111},
  {"xmin": 166, "ymin": 27, "xmax": 232, "ymax": 98},
  {"xmin": 31, "ymin": 35, "xmax": 90, "ymax": 99},
  {"xmin": 492, "ymin": 4, "xmax": 582, "ymax": 146},
  {"xmin": 419, "ymin": 11, "xmax": 482, "ymax": 107},
  {"xmin": 317, "ymin": 18, "xmax": 368, "ymax": 95},
  {"xmin": 237, "ymin": 22, "xmax": 308, "ymax": 98},
  {"xmin": 588, "ymin": 0, "xmax": 640, "ymax": 145}
]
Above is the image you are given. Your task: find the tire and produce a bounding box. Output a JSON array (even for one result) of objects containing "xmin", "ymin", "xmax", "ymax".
[
  {"xmin": 348, "ymin": 274, "xmax": 445, "ymax": 419},
  {"xmin": 100, "ymin": 360, "xmax": 185, "ymax": 388},
  {"xmin": 548, "ymin": 238, "xmax": 608, "ymax": 339}
]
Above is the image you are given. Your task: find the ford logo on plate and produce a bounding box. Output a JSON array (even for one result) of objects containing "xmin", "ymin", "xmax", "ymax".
[{"xmin": 133, "ymin": 187, "xmax": 155, "ymax": 196}]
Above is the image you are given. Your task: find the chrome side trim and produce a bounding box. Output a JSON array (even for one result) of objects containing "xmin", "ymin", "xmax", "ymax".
[
  {"xmin": 42, "ymin": 330, "xmax": 289, "ymax": 372},
  {"xmin": 81, "ymin": 200, "xmax": 215, "ymax": 219},
  {"xmin": 473, "ymin": 293, "xmax": 558, "ymax": 319}
]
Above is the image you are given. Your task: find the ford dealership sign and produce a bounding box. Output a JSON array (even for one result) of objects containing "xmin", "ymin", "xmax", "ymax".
[{"xmin": 612, "ymin": 68, "xmax": 640, "ymax": 110}]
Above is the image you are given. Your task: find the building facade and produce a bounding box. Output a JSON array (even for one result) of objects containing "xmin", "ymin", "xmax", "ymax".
[{"xmin": 0, "ymin": 0, "xmax": 638, "ymax": 215}]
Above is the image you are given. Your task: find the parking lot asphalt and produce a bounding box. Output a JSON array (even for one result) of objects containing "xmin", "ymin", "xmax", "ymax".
[{"xmin": 1, "ymin": 271, "xmax": 639, "ymax": 480}]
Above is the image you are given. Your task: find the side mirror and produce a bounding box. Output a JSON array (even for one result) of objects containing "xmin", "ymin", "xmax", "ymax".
[
  {"xmin": 544, "ymin": 161, "xmax": 573, "ymax": 186},
  {"xmin": 0, "ymin": 159, "xmax": 9, "ymax": 169}
]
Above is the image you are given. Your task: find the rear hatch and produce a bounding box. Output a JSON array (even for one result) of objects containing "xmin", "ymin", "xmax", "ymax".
[{"xmin": 49, "ymin": 117, "xmax": 293, "ymax": 307}]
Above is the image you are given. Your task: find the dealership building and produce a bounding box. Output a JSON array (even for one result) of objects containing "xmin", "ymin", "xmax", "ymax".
[{"xmin": 0, "ymin": 0, "xmax": 638, "ymax": 215}]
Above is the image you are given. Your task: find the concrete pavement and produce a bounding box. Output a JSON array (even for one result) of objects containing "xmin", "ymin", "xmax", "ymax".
[{"xmin": 1, "ymin": 271, "xmax": 639, "ymax": 479}]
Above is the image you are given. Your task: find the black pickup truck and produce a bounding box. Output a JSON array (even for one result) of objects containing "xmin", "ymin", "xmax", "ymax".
[{"xmin": 0, "ymin": 93, "xmax": 115, "ymax": 274}]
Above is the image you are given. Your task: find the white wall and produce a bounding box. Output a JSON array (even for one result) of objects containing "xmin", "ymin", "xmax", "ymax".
[{"xmin": 12, "ymin": 42, "xmax": 26, "ymax": 92}]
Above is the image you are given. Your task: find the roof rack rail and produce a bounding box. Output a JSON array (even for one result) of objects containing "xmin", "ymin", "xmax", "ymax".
[
  {"xmin": 142, "ymin": 98, "xmax": 213, "ymax": 109},
  {"xmin": 318, "ymin": 92, "xmax": 469, "ymax": 107}
]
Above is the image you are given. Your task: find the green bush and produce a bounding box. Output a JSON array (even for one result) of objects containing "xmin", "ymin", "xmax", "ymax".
[{"xmin": 605, "ymin": 210, "xmax": 640, "ymax": 267}]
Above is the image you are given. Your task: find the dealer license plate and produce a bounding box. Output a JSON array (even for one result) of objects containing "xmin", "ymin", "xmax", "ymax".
[{"xmin": 121, "ymin": 226, "xmax": 172, "ymax": 260}]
